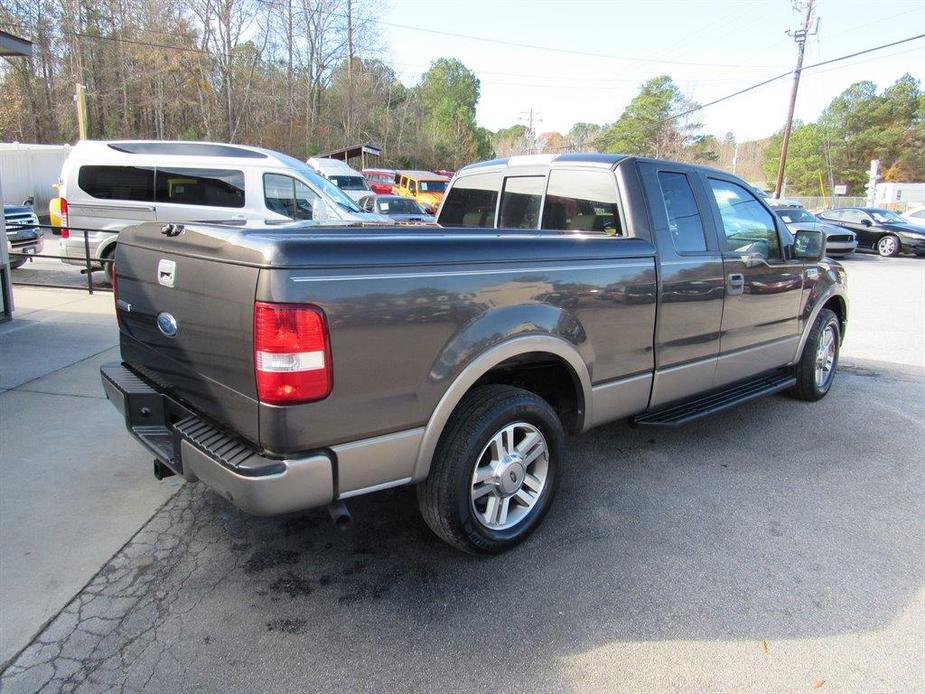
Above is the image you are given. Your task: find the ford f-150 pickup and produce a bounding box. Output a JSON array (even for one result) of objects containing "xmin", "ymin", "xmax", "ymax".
[{"xmin": 101, "ymin": 153, "xmax": 847, "ymax": 554}]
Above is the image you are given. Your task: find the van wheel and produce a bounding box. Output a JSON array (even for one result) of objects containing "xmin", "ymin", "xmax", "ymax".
[
  {"xmin": 417, "ymin": 385, "xmax": 564, "ymax": 555},
  {"xmin": 790, "ymin": 308, "xmax": 840, "ymax": 401},
  {"xmin": 102, "ymin": 249, "xmax": 115, "ymax": 285}
]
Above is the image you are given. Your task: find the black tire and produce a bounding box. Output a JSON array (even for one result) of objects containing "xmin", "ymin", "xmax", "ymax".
[
  {"xmin": 417, "ymin": 384, "xmax": 564, "ymax": 555},
  {"xmin": 9, "ymin": 257, "xmax": 27, "ymax": 269},
  {"xmin": 876, "ymin": 234, "xmax": 901, "ymax": 257},
  {"xmin": 101, "ymin": 247, "xmax": 115, "ymax": 285},
  {"xmin": 790, "ymin": 308, "xmax": 840, "ymax": 402}
]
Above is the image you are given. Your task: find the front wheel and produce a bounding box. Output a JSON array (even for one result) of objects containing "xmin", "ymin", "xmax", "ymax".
[
  {"xmin": 417, "ymin": 385, "xmax": 564, "ymax": 555},
  {"xmin": 877, "ymin": 235, "xmax": 901, "ymax": 257},
  {"xmin": 790, "ymin": 308, "xmax": 840, "ymax": 401}
]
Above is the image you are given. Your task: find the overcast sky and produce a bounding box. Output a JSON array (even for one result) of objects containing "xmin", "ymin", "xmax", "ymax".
[{"xmin": 375, "ymin": 0, "xmax": 925, "ymax": 142}]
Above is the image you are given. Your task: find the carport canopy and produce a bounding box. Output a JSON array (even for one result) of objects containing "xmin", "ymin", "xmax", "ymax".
[
  {"xmin": 314, "ymin": 143, "xmax": 381, "ymax": 170},
  {"xmin": 0, "ymin": 30, "xmax": 33, "ymax": 56}
]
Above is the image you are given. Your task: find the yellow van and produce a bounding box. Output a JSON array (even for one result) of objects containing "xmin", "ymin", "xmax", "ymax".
[{"xmin": 394, "ymin": 170, "xmax": 450, "ymax": 214}]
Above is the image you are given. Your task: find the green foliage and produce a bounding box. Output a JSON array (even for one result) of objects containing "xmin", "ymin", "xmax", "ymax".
[
  {"xmin": 594, "ymin": 75, "xmax": 714, "ymax": 162},
  {"xmin": 765, "ymin": 74, "xmax": 925, "ymax": 194},
  {"xmin": 415, "ymin": 58, "xmax": 491, "ymax": 169}
]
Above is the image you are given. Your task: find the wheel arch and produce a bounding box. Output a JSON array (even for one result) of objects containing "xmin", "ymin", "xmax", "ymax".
[{"xmin": 411, "ymin": 335, "xmax": 592, "ymax": 483}]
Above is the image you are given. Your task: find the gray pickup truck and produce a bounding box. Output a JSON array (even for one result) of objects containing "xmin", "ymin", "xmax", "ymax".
[{"xmin": 101, "ymin": 153, "xmax": 847, "ymax": 554}]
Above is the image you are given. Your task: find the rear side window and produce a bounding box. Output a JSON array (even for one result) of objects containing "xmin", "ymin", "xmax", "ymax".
[
  {"xmin": 541, "ymin": 170, "xmax": 622, "ymax": 236},
  {"xmin": 656, "ymin": 172, "xmax": 706, "ymax": 252},
  {"xmin": 155, "ymin": 168, "xmax": 244, "ymax": 208},
  {"xmin": 499, "ymin": 176, "xmax": 544, "ymax": 229},
  {"xmin": 438, "ymin": 173, "xmax": 500, "ymax": 227},
  {"xmin": 78, "ymin": 166, "xmax": 153, "ymax": 202}
]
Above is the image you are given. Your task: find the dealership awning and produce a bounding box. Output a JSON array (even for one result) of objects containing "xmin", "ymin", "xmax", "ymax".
[
  {"xmin": 0, "ymin": 30, "xmax": 33, "ymax": 57},
  {"xmin": 314, "ymin": 143, "xmax": 381, "ymax": 169}
]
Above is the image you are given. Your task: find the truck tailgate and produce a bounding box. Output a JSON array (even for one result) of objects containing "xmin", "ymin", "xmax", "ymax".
[{"xmin": 114, "ymin": 224, "xmax": 261, "ymax": 444}]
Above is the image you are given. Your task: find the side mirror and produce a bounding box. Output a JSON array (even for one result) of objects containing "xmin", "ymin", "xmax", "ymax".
[
  {"xmin": 861, "ymin": 218, "xmax": 872, "ymax": 227},
  {"xmin": 793, "ymin": 229, "xmax": 825, "ymax": 261}
]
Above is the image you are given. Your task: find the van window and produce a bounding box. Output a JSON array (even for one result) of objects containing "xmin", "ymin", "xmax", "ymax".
[
  {"xmin": 329, "ymin": 175, "xmax": 369, "ymax": 191},
  {"xmin": 541, "ymin": 170, "xmax": 621, "ymax": 235},
  {"xmin": 264, "ymin": 173, "xmax": 318, "ymax": 220},
  {"xmin": 656, "ymin": 172, "xmax": 706, "ymax": 251},
  {"xmin": 499, "ymin": 176, "xmax": 544, "ymax": 229},
  {"xmin": 155, "ymin": 168, "xmax": 245, "ymax": 208},
  {"xmin": 438, "ymin": 173, "xmax": 500, "ymax": 227},
  {"xmin": 420, "ymin": 180, "xmax": 448, "ymax": 193},
  {"xmin": 409, "ymin": 181, "xmax": 417, "ymax": 194},
  {"xmin": 78, "ymin": 166, "xmax": 154, "ymax": 202}
]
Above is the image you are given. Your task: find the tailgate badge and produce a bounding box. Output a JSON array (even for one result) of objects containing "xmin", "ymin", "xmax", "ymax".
[
  {"xmin": 157, "ymin": 259, "xmax": 176, "ymax": 288},
  {"xmin": 156, "ymin": 312, "xmax": 179, "ymax": 338}
]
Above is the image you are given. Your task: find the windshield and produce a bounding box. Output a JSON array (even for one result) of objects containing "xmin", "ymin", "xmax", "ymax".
[
  {"xmin": 419, "ymin": 180, "xmax": 447, "ymax": 193},
  {"xmin": 872, "ymin": 210, "xmax": 905, "ymax": 224},
  {"xmin": 776, "ymin": 208, "xmax": 817, "ymax": 224},
  {"xmin": 380, "ymin": 198, "xmax": 425, "ymax": 215},
  {"xmin": 329, "ymin": 175, "xmax": 370, "ymax": 191}
]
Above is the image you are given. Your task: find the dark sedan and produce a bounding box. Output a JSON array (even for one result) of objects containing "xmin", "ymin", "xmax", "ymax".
[
  {"xmin": 817, "ymin": 207, "xmax": 925, "ymax": 257},
  {"xmin": 362, "ymin": 195, "xmax": 437, "ymax": 224}
]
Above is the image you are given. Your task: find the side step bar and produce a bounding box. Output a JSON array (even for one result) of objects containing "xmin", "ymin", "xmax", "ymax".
[{"xmin": 633, "ymin": 370, "xmax": 796, "ymax": 428}]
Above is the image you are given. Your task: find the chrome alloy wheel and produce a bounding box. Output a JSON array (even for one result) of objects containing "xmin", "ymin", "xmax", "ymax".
[
  {"xmin": 470, "ymin": 422, "xmax": 549, "ymax": 530},
  {"xmin": 815, "ymin": 324, "xmax": 837, "ymax": 389},
  {"xmin": 878, "ymin": 236, "xmax": 898, "ymax": 256}
]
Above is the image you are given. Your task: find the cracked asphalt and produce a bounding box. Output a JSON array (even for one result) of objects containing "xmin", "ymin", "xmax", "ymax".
[{"xmin": 1, "ymin": 254, "xmax": 923, "ymax": 693}]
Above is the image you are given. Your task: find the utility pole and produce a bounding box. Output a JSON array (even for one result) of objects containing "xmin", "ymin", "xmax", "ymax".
[
  {"xmin": 774, "ymin": 0, "xmax": 817, "ymax": 198},
  {"xmin": 518, "ymin": 107, "xmax": 542, "ymax": 153},
  {"xmin": 346, "ymin": 0, "xmax": 354, "ymax": 143},
  {"xmin": 75, "ymin": 83, "xmax": 88, "ymax": 140}
]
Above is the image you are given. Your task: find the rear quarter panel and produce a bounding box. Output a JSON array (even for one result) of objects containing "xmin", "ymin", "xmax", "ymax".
[{"xmin": 256, "ymin": 237, "xmax": 657, "ymax": 455}]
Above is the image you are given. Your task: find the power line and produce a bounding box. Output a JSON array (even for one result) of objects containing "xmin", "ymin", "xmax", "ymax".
[
  {"xmin": 373, "ymin": 19, "xmax": 789, "ymax": 69},
  {"xmin": 668, "ymin": 33, "xmax": 925, "ymax": 123}
]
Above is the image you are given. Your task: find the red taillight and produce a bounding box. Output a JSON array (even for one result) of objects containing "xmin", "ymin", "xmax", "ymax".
[
  {"xmin": 59, "ymin": 198, "xmax": 69, "ymax": 238},
  {"xmin": 254, "ymin": 302, "xmax": 331, "ymax": 405}
]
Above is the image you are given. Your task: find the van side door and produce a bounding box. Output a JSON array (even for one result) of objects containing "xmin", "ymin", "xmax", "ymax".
[
  {"xmin": 638, "ymin": 162, "xmax": 726, "ymax": 406},
  {"xmin": 703, "ymin": 175, "xmax": 803, "ymax": 386}
]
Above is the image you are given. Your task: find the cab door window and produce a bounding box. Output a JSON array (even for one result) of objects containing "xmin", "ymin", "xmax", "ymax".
[
  {"xmin": 263, "ymin": 173, "xmax": 318, "ymax": 220},
  {"xmin": 708, "ymin": 178, "xmax": 782, "ymax": 259}
]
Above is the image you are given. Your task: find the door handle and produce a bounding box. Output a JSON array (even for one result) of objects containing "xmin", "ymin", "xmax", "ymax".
[{"xmin": 727, "ymin": 273, "xmax": 745, "ymax": 296}]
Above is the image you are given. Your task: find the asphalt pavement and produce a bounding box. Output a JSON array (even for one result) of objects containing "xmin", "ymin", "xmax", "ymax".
[{"xmin": 0, "ymin": 252, "xmax": 922, "ymax": 693}]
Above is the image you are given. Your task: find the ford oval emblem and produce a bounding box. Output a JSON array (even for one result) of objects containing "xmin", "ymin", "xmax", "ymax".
[{"xmin": 156, "ymin": 312, "xmax": 179, "ymax": 338}]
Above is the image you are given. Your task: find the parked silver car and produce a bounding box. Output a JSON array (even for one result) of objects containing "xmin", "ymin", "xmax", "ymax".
[{"xmin": 771, "ymin": 204, "xmax": 857, "ymax": 257}]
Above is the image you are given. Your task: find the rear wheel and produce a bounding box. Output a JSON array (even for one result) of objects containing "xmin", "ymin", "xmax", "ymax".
[
  {"xmin": 877, "ymin": 235, "xmax": 901, "ymax": 257},
  {"xmin": 790, "ymin": 308, "xmax": 840, "ymax": 401},
  {"xmin": 101, "ymin": 247, "xmax": 115, "ymax": 285},
  {"xmin": 417, "ymin": 385, "xmax": 564, "ymax": 555}
]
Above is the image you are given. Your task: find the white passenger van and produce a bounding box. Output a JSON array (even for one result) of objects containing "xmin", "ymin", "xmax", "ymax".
[
  {"xmin": 57, "ymin": 140, "xmax": 388, "ymax": 282},
  {"xmin": 306, "ymin": 157, "xmax": 373, "ymax": 204}
]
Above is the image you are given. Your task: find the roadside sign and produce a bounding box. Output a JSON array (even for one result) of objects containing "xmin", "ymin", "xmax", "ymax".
[{"xmin": 833, "ymin": 184, "xmax": 847, "ymax": 195}]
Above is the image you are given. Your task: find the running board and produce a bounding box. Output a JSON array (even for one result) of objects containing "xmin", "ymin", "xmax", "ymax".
[{"xmin": 633, "ymin": 371, "xmax": 796, "ymax": 428}]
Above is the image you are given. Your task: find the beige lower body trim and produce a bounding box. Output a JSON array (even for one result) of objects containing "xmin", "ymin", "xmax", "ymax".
[
  {"xmin": 585, "ymin": 373, "xmax": 653, "ymax": 429},
  {"xmin": 332, "ymin": 427, "xmax": 424, "ymax": 495},
  {"xmin": 713, "ymin": 336, "xmax": 799, "ymax": 387}
]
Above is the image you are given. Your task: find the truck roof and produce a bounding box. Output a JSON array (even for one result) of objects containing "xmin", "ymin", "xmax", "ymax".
[{"xmin": 460, "ymin": 153, "xmax": 626, "ymax": 173}]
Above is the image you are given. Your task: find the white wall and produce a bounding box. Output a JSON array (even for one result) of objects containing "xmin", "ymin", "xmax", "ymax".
[
  {"xmin": 0, "ymin": 143, "xmax": 71, "ymax": 217},
  {"xmin": 875, "ymin": 182, "xmax": 925, "ymax": 205}
]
